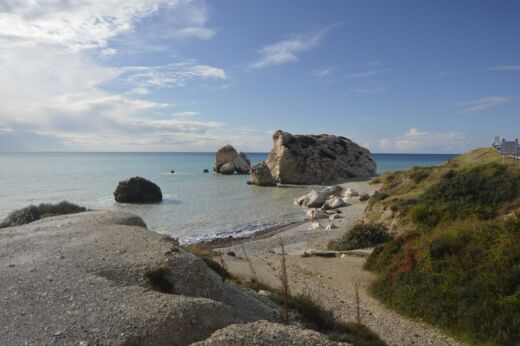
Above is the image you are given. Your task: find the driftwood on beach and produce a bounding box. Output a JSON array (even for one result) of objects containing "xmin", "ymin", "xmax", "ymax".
[{"xmin": 301, "ymin": 249, "xmax": 371, "ymax": 258}]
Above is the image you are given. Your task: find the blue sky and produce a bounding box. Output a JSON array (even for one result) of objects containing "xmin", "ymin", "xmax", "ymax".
[{"xmin": 0, "ymin": 0, "xmax": 519, "ymax": 153}]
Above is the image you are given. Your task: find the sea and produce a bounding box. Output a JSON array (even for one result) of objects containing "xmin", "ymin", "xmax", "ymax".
[{"xmin": 0, "ymin": 153, "xmax": 456, "ymax": 243}]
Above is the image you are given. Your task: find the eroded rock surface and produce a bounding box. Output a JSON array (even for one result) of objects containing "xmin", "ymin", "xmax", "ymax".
[
  {"xmin": 0, "ymin": 211, "xmax": 280, "ymax": 346},
  {"xmin": 192, "ymin": 320, "xmax": 351, "ymax": 346},
  {"xmin": 255, "ymin": 131, "xmax": 376, "ymax": 185}
]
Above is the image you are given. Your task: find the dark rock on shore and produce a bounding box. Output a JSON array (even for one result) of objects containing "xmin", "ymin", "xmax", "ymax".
[
  {"xmin": 252, "ymin": 130, "xmax": 376, "ymax": 185},
  {"xmin": 114, "ymin": 176, "xmax": 163, "ymax": 203},
  {"xmin": 203, "ymin": 169, "xmax": 209, "ymax": 173}
]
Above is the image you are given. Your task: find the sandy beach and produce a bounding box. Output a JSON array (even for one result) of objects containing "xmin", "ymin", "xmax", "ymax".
[{"xmin": 208, "ymin": 180, "xmax": 461, "ymax": 346}]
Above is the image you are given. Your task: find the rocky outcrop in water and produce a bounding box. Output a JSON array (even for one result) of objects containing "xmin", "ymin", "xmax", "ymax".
[
  {"xmin": 250, "ymin": 162, "xmax": 276, "ymax": 186},
  {"xmin": 0, "ymin": 211, "xmax": 282, "ymax": 345},
  {"xmin": 114, "ymin": 176, "xmax": 162, "ymax": 203},
  {"xmin": 214, "ymin": 145, "xmax": 251, "ymax": 175},
  {"xmin": 252, "ymin": 131, "xmax": 376, "ymax": 185}
]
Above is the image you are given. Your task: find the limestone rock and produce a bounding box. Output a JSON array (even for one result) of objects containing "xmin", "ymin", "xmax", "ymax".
[
  {"xmin": 250, "ymin": 162, "xmax": 276, "ymax": 186},
  {"xmin": 214, "ymin": 145, "xmax": 238, "ymax": 173},
  {"xmin": 295, "ymin": 186, "xmax": 344, "ymax": 208},
  {"xmin": 326, "ymin": 224, "xmax": 338, "ymax": 231},
  {"xmin": 306, "ymin": 208, "xmax": 324, "ymax": 220},
  {"xmin": 113, "ymin": 176, "xmax": 162, "ymax": 203},
  {"xmin": 257, "ymin": 130, "xmax": 376, "ymax": 185},
  {"xmin": 233, "ymin": 152, "xmax": 251, "ymax": 174},
  {"xmin": 220, "ymin": 162, "xmax": 236, "ymax": 175},
  {"xmin": 309, "ymin": 222, "xmax": 323, "ymax": 230},
  {"xmin": 329, "ymin": 213, "xmax": 342, "ymax": 221},
  {"xmin": 322, "ymin": 197, "xmax": 348, "ymax": 210},
  {"xmin": 343, "ymin": 188, "xmax": 359, "ymax": 198},
  {"xmin": 0, "ymin": 211, "xmax": 281, "ymax": 346},
  {"xmin": 193, "ymin": 320, "xmax": 350, "ymax": 345}
]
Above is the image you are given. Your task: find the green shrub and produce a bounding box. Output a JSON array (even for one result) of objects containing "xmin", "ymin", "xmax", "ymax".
[
  {"xmin": 330, "ymin": 223, "xmax": 392, "ymax": 251},
  {"xmin": 366, "ymin": 217, "xmax": 520, "ymax": 345},
  {"xmin": 409, "ymin": 169, "xmax": 429, "ymax": 184},
  {"xmin": 368, "ymin": 192, "xmax": 389, "ymax": 207},
  {"xmin": 0, "ymin": 201, "xmax": 86, "ymax": 228}
]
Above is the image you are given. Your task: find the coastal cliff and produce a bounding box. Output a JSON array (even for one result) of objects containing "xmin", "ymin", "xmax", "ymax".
[{"xmin": 363, "ymin": 148, "xmax": 520, "ymax": 345}]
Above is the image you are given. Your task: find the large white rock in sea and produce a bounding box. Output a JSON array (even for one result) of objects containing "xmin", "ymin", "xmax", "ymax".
[{"xmin": 252, "ymin": 130, "xmax": 376, "ymax": 185}]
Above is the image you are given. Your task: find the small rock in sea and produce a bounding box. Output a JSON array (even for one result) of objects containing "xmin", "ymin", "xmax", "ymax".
[
  {"xmin": 203, "ymin": 169, "xmax": 209, "ymax": 173},
  {"xmin": 246, "ymin": 181, "xmax": 253, "ymax": 185},
  {"xmin": 171, "ymin": 170, "xmax": 175, "ymax": 174},
  {"xmin": 227, "ymin": 251, "xmax": 236, "ymax": 257}
]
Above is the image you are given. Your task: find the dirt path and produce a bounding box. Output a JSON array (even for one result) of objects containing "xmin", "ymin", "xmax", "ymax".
[{"xmin": 215, "ymin": 182, "xmax": 461, "ymax": 346}]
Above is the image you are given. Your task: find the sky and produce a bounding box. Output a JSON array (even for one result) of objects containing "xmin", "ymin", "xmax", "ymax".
[{"xmin": 0, "ymin": 0, "xmax": 519, "ymax": 153}]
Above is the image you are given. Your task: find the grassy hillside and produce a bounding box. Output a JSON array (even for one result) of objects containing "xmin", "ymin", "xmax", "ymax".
[{"xmin": 364, "ymin": 148, "xmax": 520, "ymax": 345}]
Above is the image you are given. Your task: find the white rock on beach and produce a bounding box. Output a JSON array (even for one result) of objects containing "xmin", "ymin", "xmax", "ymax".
[
  {"xmin": 343, "ymin": 188, "xmax": 359, "ymax": 198},
  {"xmin": 329, "ymin": 213, "xmax": 342, "ymax": 221},
  {"xmin": 325, "ymin": 224, "xmax": 338, "ymax": 231},
  {"xmin": 309, "ymin": 222, "xmax": 323, "ymax": 230},
  {"xmin": 295, "ymin": 185, "xmax": 343, "ymax": 208},
  {"xmin": 322, "ymin": 196, "xmax": 348, "ymax": 210},
  {"xmin": 306, "ymin": 208, "xmax": 324, "ymax": 220}
]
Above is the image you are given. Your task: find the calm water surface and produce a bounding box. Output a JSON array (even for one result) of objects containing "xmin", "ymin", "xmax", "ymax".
[{"xmin": 0, "ymin": 152, "xmax": 456, "ymax": 242}]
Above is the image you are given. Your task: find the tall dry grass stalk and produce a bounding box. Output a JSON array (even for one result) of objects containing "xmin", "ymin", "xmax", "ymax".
[
  {"xmin": 241, "ymin": 244, "xmax": 257, "ymax": 281},
  {"xmin": 217, "ymin": 251, "xmax": 227, "ymax": 271},
  {"xmin": 278, "ymin": 239, "xmax": 290, "ymax": 324},
  {"xmin": 353, "ymin": 280, "xmax": 361, "ymax": 324}
]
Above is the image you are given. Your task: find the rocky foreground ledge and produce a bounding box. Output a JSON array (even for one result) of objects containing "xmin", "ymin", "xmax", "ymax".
[{"xmin": 0, "ymin": 211, "xmax": 351, "ymax": 346}]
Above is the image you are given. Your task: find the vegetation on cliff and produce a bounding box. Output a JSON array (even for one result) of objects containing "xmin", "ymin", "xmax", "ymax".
[{"xmin": 364, "ymin": 148, "xmax": 520, "ymax": 345}]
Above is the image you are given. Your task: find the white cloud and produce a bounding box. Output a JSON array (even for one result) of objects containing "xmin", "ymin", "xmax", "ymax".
[
  {"xmin": 120, "ymin": 62, "xmax": 227, "ymax": 88},
  {"xmin": 311, "ymin": 66, "xmax": 337, "ymax": 77},
  {"xmin": 0, "ymin": 1, "xmax": 236, "ymax": 151},
  {"xmin": 347, "ymin": 68, "xmax": 391, "ymax": 78},
  {"xmin": 489, "ymin": 65, "xmax": 520, "ymax": 71},
  {"xmin": 248, "ymin": 28, "xmax": 330, "ymax": 69},
  {"xmin": 455, "ymin": 96, "xmax": 510, "ymax": 114},
  {"xmin": 127, "ymin": 87, "xmax": 151, "ymax": 95},
  {"xmin": 351, "ymin": 85, "xmax": 387, "ymax": 96},
  {"xmin": 405, "ymin": 128, "xmax": 428, "ymax": 136},
  {"xmin": 173, "ymin": 111, "xmax": 201, "ymax": 117},
  {"xmin": 0, "ymin": 0, "xmax": 215, "ymax": 51},
  {"xmin": 379, "ymin": 129, "xmax": 470, "ymax": 153}
]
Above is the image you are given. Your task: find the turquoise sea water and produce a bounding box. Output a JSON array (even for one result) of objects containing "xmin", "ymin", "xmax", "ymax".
[{"xmin": 0, "ymin": 153, "xmax": 456, "ymax": 242}]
